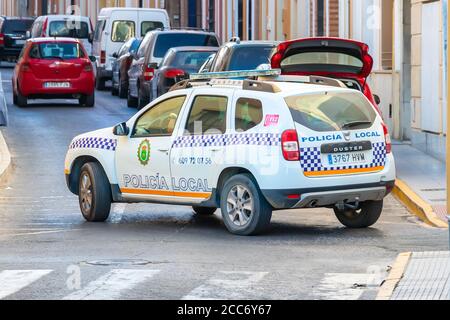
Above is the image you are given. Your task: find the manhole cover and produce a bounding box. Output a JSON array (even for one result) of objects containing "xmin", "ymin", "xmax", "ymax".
[{"xmin": 82, "ymin": 259, "xmax": 163, "ymax": 266}]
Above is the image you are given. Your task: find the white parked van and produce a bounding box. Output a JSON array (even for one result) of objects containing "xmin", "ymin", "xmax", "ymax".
[
  {"xmin": 30, "ymin": 15, "xmax": 94, "ymax": 54},
  {"xmin": 93, "ymin": 7, "xmax": 170, "ymax": 90}
]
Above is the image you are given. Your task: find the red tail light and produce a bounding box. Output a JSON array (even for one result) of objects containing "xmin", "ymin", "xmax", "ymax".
[
  {"xmin": 21, "ymin": 62, "xmax": 31, "ymax": 73},
  {"xmin": 84, "ymin": 62, "xmax": 93, "ymax": 72},
  {"xmin": 41, "ymin": 18, "xmax": 48, "ymax": 37},
  {"xmin": 164, "ymin": 68, "xmax": 185, "ymax": 79},
  {"xmin": 382, "ymin": 123, "xmax": 392, "ymax": 154},
  {"xmin": 281, "ymin": 129, "xmax": 300, "ymax": 161},
  {"xmin": 100, "ymin": 51, "xmax": 106, "ymax": 64},
  {"xmin": 144, "ymin": 64, "xmax": 155, "ymax": 81},
  {"xmin": 0, "ymin": 34, "xmax": 4, "ymax": 45},
  {"xmin": 271, "ymin": 42, "xmax": 289, "ymax": 68}
]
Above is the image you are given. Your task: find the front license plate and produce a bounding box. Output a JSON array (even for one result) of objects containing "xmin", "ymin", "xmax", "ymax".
[
  {"xmin": 15, "ymin": 40, "xmax": 25, "ymax": 45},
  {"xmin": 44, "ymin": 82, "xmax": 70, "ymax": 88},
  {"xmin": 324, "ymin": 152, "xmax": 369, "ymax": 167}
]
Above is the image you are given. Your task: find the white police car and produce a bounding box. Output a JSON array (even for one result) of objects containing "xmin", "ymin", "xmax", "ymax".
[{"xmin": 65, "ymin": 69, "xmax": 396, "ymax": 236}]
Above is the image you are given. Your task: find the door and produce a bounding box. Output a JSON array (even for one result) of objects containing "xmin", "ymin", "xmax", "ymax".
[
  {"xmin": 421, "ymin": 1, "xmax": 441, "ymax": 133},
  {"xmin": 107, "ymin": 12, "xmax": 137, "ymax": 71},
  {"xmin": 115, "ymin": 95, "xmax": 187, "ymax": 201},
  {"xmin": 170, "ymin": 90, "xmax": 231, "ymax": 202}
]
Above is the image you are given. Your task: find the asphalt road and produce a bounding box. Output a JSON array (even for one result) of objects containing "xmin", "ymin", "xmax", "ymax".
[{"xmin": 0, "ymin": 65, "xmax": 448, "ymax": 300}]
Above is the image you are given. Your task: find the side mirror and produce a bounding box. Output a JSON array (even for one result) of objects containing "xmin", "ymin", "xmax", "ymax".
[
  {"xmin": 112, "ymin": 52, "xmax": 118, "ymax": 59},
  {"xmin": 113, "ymin": 122, "xmax": 129, "ymax": 136},
  {"xmin": 374, "ymin": 94, "xmax": 381, "ymax": 105},
  {"xmin": 88, "ymin": 33, "xmax": 94, "ymax": 43},
  {"xmin": 89, "ymin": 56, "xmax": 96, "ymax": 63}
]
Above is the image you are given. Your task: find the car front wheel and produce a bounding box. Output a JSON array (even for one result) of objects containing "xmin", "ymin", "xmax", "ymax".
[
  {"xmin": 334, "ymin": 200, "xmax": 383, "ymax": 228},
  {"xmin": 78, "ymin": 162, "xmax": 112, "ymax": 222},
  {"xmin": 220, "ymin": 174, "xmax": 272, "ymax": 236}
]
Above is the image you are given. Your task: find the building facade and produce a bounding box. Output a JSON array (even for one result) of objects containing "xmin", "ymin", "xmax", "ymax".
[{"xmin": 0, "ymin": 0, "xmax": 447, "ymax": 161}]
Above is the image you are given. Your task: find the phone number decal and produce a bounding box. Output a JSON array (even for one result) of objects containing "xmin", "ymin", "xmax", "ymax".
[{"xmin": 178, "ymin": 157, "xmax": 213, "ymax": 166}]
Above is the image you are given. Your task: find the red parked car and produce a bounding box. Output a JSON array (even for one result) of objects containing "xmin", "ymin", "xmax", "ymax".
[
  {"xmin": 12, "ymin": 37, "xmax": 96, "ymax": 107},
  {"xmin": 271, "ymin": 37, "xmax": 380, "ymax": 108}
]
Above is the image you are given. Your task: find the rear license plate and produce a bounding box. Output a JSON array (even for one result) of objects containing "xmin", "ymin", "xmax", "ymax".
[
  {"xmin": 44, "ymin": 82, "xmax": 70, "ymax": 88},
  {"xmin": 323, "ymin": 152, "xmax": 369, "ymax": 167},
  {"xmin": 15, "ymin": 40, "xmax": 25, "ymax": 45}
]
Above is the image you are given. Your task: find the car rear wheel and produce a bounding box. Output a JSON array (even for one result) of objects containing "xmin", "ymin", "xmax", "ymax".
[
  {"xmin": 16, "ymin": 88, "xmax": 27, "ymax": 107},
  {"xmin": 95, "ymin": 77, "xmax": 106, "ymax": 91},
  {"xmin": 111, "ymin": 84, "xmax": 118, "ymax": 96},
  {"xmin": 118, "ymin": 75, "xmax": 127, "ymax": 99},
  {"xmin": 78, "ymin": 162, "xmax": 111, "ymax": 222},
  {"xmin": 79, "ymin": 93, "xmax": 95, "ymax": 107},
  {"xmin": 137, "ymin": 86, "xmax": 148, "ymax": 110},
  {"xmin": 127, "ymin": 88, "xmax": 138, "ymax": 108},
  {"xmin": 334, "ymin": 200, "xmax": 383, "ymax": 228},
  {"xmin": 192, "ymin": 206, "xmax": 217, "ymax": 216},
  {"xmin": 220, "ymin": 174, "xmax": 272, "ymax": 236}
]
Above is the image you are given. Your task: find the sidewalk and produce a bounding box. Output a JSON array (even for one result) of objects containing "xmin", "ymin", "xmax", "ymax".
[
  {"xmin": 392, "ymin": 142, "xmax": 448, "ymax": 227},
  {"xmin": 378, "ymin": 251, "xmax": 450, "ymax": 300}
]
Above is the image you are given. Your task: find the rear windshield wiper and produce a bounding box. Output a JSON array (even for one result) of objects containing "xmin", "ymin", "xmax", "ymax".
[{"xmin": 341, "ymin": 121, "xmax": 372, "ymax": 129}]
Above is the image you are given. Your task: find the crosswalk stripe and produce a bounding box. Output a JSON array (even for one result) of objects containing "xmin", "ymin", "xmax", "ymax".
[
  {"xmin": 182, "ymin": 271, "xmax": 268, "ymax": 300},
  {"xmin": 0, "ymin": 270, "xmax": 53, "ymax": 299},
  {"xmin": 62, "ymin": 269, "xmax": 160, "ymax": 300}
]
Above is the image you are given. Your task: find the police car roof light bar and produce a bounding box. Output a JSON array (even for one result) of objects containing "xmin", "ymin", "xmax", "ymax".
[{"xmin": 189, "ymin": 69, "xmax": 281, "ymax": 81}]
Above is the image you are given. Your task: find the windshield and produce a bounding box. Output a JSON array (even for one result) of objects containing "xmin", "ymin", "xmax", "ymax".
[
  {"xmin": 2, "ymin": 19, "xmax": 34, "ymax": 34},
  {"xmin": 170, "ymin": 51, "xmax": 217, "ymax": 72},
  {"xmin": 49, "ymin": 20, "xmax": 90, "ymax": 39},
  {"xmin": 30, "ymin": 43, "xmax": 84, "ymax": 60},
  {"xmin": 154, "ymin": 33, "xmax": 219, "ymax": 58},
  {"xmin": 141, "ymin": 21, "xmax": 164, "ymax": 36},
  {"xmin": 227, "ymin": 46, "xmax": 275, "ymax": 71},
  {"xmin": 281, "ymin": 52, "xmax": 364, "ymax": 74},
  {"xmin": 285, "ymin": 92, "xmax": 376, "ymax": 132}
]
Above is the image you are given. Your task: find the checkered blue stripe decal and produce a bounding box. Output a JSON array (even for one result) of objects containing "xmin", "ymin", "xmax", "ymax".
[
  {"xmin": 300, "ymin": 142, "xmax": 387, "ymax": 172},
  {"xmin": 172, "ymin": 133, "xmax": 281, "ymax": 148},
  {"xmin": 70, "ymin": 137, "xmax": 117, "ymax": 151}
]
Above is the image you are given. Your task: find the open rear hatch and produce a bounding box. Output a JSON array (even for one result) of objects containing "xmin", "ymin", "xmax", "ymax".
[{"xmin": 271, "ymin": 37, "xmax": 373, "ymax": 81}]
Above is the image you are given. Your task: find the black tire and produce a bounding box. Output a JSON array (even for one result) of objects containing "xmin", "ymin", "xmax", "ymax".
[
  {"xmin": 118, "ymin": 75, "xmax": 127, "ymax": 99},
  {"xmin": 79, "ymin": 93, "xmax": 95, "ymax": 107},
  {"xmin": 334, "ymin": 200, "xmax": 383, "ymax": 228},
  {"xmin": 220, "ymin": 174, "xmax": 272, "ymax": 236},
  {"xmin": 95, "ymin": 77, "xmax": 106, "ymax": 91},
  {"xmin": 78, "ymin": 162, "xmax": 112, "ymax": 222},
  {"xmin": 13, "ymin": 91, "xmax": 18, "ymax": 105},
  {"xmin": 111, "ymin": 84, "xmax": 118, "ymax": 96},
  {"xmin": 192, "ymin": 206, "xmax": 217, "ymax": 216},
  {"xmin": 127, "ymin": 88, "xmax": 138, "ymax": 108},
  {"xmin": 16, "ymin": 88, "xmax": 27, "ymax": 107},
  {"xmin": 137, "ymin": 85, "xmax": 148, "ymax": 110}
]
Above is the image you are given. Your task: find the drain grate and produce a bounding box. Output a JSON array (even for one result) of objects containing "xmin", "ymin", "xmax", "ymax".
[{"xmin": 82, "ymin": 259, "xmax": 168, "ymax": 266}]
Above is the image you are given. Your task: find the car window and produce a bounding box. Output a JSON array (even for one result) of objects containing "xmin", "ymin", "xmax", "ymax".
[
  {"xmin": 235, "ymin": 98, "xmax": 263, "ymax": 132},
  {"xmin": 49, "ymin": 21, "xmax": 89, "ymax": 39},
  {"xmin": 137, "ymin": 33, "xmax": 151, "ymax": 58},
  {"xmin": 94, "ymin": 20, "xmax": 105, "ymax": 41},
  {"xmin": 285, "ymin": 92, "xmax": 377, "ymax": 132},
  {"xmin": 31, "ymin": 20, "xmax": 42, "ymax": 38},
  {"xmin": 29, "ymin": 43, "xmax": 84, "ymax": 60},
  {"xmin": 111, "ymin": 21, "xmax": 135, "ymax": 42},
  {"xmin": 171, "ymin": 51, "xmax": 217, "ymax": 72},
  {"xmin": 133, "ymin": 96, "xmax": 186, "ymax": 137},
  {"xmin": 130, "ymin": 39, "xmax": 141, "ymax": 54},
  {"xmin": 280, "ymin": 52, "xmax": 364, "ymax": 74},
  {"xmin": 2, "ymin": 19, "xmax": 34, "ymax": 34},
  {"xmin": 227, "ymin": 46, "xmax": 275, "ymax": 71},
  {"xmin": 185, "ymin": 96, "xmax": 228, "ymax": 135},
  {"xmin": 154, "ymin": 33, "xmax": 219, "ymax": 58},
  {"xmin": 210, "ymin": 46, "xmax": 231, "ymax": 72},
  {"xmin": 141, "ymin": 21, "xmax": 164, "ymax": 36}
]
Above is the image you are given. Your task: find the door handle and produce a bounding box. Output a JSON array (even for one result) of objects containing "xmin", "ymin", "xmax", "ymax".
[
  {"xmin": 158, "ymin": 149, "xmax": 169, "ymax": 153},
  {"xmin": 211, "ymin": 149, "xmax": 221, "ymax": 152}
]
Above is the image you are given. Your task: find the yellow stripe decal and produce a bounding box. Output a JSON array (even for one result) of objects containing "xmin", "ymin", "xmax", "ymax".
[
  {"xmin": 120, "ymin": 188, "xmax": 212, "ymax": 199},
  {"xmin": 304, "ymin": 166, "xmax": 385, "ymax": 177}
]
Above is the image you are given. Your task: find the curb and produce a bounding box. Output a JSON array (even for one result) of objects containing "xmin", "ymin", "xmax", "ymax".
[
  {"xmin": 392, "ymin": 179, "xmax": 448, "ymax": 228},
  {"xmin": 0, "ymin": 130, "xmax": 11, "ymax": 180},
  {"xmin": 376, "ymin": 252, "xmax": 411, "ymax": 300}
]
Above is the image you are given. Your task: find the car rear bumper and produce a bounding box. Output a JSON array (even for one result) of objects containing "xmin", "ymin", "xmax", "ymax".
[
  {"xmin": 0, "ymin": 47, "xmax": 22, "ymax": 59},
  {"xmin": 262, "ymin": 180, "xmax": 395, "ymax": 210},
  {"xmin": 97, "ymin": 66, "xmax": 113, "ymax": 80},
  {"xmin": 19, "ymin": 73, "xmax": 95, "ymax": 97}
]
